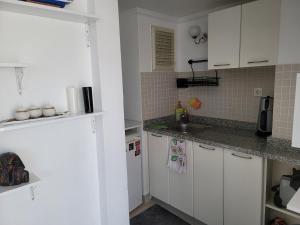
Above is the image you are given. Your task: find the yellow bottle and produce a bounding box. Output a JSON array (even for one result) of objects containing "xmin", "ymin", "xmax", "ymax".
[{"xmin": 175, "ymin": 101, "xmax": 184, "ymax": 121}]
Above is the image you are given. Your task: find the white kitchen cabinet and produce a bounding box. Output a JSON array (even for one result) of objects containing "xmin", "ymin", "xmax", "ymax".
[
  {"xmin": 148, "ymin": 133, "xmax": 169, "ymax": 203},
  {"xmin": 169, "ymin": 140, "xmax": 193, "ymax": 216},
  {"xmin": 240, "ymin": 0, "xmax": 281, "ymax": 67},
  {"xmin": 224, "ymin": 150, "xmax": 263, "ymax": 225},
  {"xmin": 193, "ymin": 143, "xmax": 223, "ymax": 225},
  {"xmin": 208, "ymin": 5, "xmax": 241, "ymax": 70}
]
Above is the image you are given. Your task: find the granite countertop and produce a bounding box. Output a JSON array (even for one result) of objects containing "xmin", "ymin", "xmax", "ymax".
[{"xmin": 144, "ymin": 116, "xmax": 300, "ymax": 166}]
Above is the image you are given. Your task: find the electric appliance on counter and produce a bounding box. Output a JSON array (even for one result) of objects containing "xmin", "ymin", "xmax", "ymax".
[
  {"xmin": 126, "ymin": 132, "xmax": 143, "ymax": 212},
  {"xmin": 256, "ymin": 96, "xmax": 274, "ymax": 137}
]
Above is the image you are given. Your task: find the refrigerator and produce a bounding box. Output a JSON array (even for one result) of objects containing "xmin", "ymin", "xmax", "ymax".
[{"xmin": 126, "ymin": 133, "xmax": 143, "ymax": 212}]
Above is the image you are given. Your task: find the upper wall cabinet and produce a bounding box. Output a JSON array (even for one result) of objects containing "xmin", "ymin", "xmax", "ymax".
[
  {"xmin": 240, "ymin": 0, "xmax": 281, "ymax": 67},
  {"xmin": 208, "ymin": 5, "xmax": 241, "ymax": 70}
]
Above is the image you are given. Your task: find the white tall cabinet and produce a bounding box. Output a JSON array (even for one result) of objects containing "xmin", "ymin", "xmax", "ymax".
[
  {"xmin": 224, "ymin": 150, "xmax": 263, "ymax": 225},
  {"xmin": 240, "ymin": 0, "xmax": 281, "ymax": 67},
  {"xmin": 208, "ymin": 5, "xmax": 241, "ymax": 70},
  {"xmin": 193, "ymin": 143, "xmax": 223, "ymax": 225}
]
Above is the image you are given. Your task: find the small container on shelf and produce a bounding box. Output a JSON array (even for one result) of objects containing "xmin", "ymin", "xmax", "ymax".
[
  {"xmin": 15, "ymin": 107, "xmax": 30, "ymax": 121},
  {"xmin": 20, "ymin": 0, "xmax": 73, "ymax": 8},
  {"xmin": 29, "ymin": 107, "xmax": 42, "ymax": 119},
  {"xmin": 82, "ymin": 87, "xmax": 94, "ymax": 114},
  {"xmin": 42, "ymin": 106, "xmax": 56, "ymax": 117},
  {"xmin": 66, "ymin": 87, "xmax": 79, "ymax": 114}
]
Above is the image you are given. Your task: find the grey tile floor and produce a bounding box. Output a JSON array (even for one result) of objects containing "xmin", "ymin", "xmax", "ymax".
[{"xmin": 130, "ymin": 205, "xmax": 190, "ymax": 225}]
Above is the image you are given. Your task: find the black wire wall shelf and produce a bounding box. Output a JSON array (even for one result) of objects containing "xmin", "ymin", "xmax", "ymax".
[{"xmin": 177, "ymin": 59, "xmax": 220, "ymax": 88}]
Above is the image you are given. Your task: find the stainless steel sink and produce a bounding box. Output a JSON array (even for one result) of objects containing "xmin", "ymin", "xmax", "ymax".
[{"xmin": 168, "ymin": 123, "xmax": 211, "ymax": 134}]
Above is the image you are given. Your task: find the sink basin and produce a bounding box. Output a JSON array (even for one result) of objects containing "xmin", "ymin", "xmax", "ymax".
[
  {"xmin": 167, "ymin": 123, "xmax": 211, "ymax": 134},
  {"xmin": 148, "ymin": 122, "xmax": 211, "ymax": 134}
]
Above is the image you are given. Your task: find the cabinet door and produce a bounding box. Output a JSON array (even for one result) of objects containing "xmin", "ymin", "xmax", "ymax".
[
  {"xmin": 193, "ymin": 143, "xmax": 223, "ymax": 225},
  {"xmin": 208, "ymin": 5, "xmax": 241, "ymax": 70},
  {"xmin": 148, "ymin": 133, "xmax": 169, "ymax": 203},
  {"xmin": 293, "ymin": 74, "xmax": 300, "ymax": 147},
  {"xmin": 240, "ymin": 0, "xmax": 281, "ymax": 67},
  {"xmin": 126, "ymin": 143, "xmax": 143, "ymax": 211},
  {"xmin": 169, "ymin": 140, "xmax": 193, "ymax": 216},
  {"xmin": 224, "ymin": 150, "xmax": 263, "ymax": 225}
]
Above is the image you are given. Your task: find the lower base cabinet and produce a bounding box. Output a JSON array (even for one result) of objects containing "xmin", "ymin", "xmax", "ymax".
[
  {"xmin": 193, "ymin": 143, "xmax": 224, "ymax": 225},
  {"xmin": 148, "ymin": 133, "xmax": 264, "ymax": 225},
  {"xmin": 224, "ymin": 150, "xmax": 263, "ymax": 225},
  {"xmin": 148, "ymin": 133, "xmax": 169, "ymax": 204},
  {"xmin": 169, "ymin": 140, "xmax": 193, "ymax": 216}
]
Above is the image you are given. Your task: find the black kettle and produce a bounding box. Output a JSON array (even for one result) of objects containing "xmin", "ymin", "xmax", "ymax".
[{"xmin": 256, "ymin": 96, "xmax": 273, "ymax": 137}]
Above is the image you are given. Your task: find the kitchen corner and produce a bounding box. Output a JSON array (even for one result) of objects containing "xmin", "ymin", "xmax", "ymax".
[
  {"xmin": 139, "ymin": 64, "xmax": 300, "ymax": 224},
  {"xmin": 120, "ymin": 0, "xmax": 300, "ymax": 224}
]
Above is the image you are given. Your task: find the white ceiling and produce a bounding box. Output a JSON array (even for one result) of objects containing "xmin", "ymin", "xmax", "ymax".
[{"xmin": 118, "ymin": 0, "xmax": 242, "ymax": 17}]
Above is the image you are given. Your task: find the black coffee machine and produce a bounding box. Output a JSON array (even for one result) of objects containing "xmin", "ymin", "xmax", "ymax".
[{"xmin": 256, "ymin": 96, "xmax": 273, "ymax": 137}]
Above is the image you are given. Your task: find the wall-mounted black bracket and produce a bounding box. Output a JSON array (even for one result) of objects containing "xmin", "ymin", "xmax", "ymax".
[{"xmin": 177, "ymin": 59, "xmax": 220, "ymax": 88}]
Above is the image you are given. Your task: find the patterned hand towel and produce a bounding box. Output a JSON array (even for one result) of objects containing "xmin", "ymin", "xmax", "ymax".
[{"xmin": 168, "ymin": 138, "xmax": 187, "ymax": 174}]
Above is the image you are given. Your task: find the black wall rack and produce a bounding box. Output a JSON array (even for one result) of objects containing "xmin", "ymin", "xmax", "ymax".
[{"xmin": 177, "ymin": 59, "xmax": 220, "ymax": 88}]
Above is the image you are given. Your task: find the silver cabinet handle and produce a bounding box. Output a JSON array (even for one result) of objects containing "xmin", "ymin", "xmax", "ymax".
[
  {"xmin": 199, "ymin": 144, "xmax": 215, "ymax": 151},
  {"xmin": 248, "ymin": 60, "xmax": 269, "ymax": 64},
  {"xmin": 232, "ymin": 153, "xmax": 252, "ymax": 160},
  {"xmin": 213, "ymin": 63, "xmax": 230, "ymax": 67},
  {"xmin": 151, "ymin": 133, "xmax": 163, "ymax": 138}
]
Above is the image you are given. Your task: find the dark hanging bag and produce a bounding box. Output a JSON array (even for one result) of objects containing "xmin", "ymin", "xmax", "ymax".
[{"xmin": 0, "ymin": 152, "xmax": 29, "ymax": 186}]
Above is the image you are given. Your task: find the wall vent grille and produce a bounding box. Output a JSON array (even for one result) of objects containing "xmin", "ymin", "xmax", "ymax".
[{"xmin": 152, "ymin": 26, "xmax": 175, "ymax": 72}]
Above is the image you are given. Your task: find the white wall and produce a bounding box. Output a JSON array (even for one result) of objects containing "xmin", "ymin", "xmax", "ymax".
[
  {"xmin": 176, "ymin": 16, "xmax": 208, "ymax": 72},
  {"xmin": 95, "ymin": 0, "xmax": 130, "ymax": 225},
  {"xmin": 119, "ymin": 8, "xmax": 210, "ymax": 198},
  {"xmin": 278, "ymin": 0, "xmax": 300, "ymax": 64},
  {"xmin": 120, "ymin": 9, "xmax": 142, "ymax": 121},
  {"xmin": 0, "ymin": 11, "xmax": 92, "ymax": 120},
  {"xmin": 0, "ymin": 9, "xmax": 100, "ymax": 225},
  {"xmin": 136, "ymin": 10, "xmax": 209, "ymax": 73},
  {"xmin": 0, "ymin": 1, "xmax": 130, "ymax": 225},
  {"xmin": 137, "ymin": 9, "xmax": 178, "ymax": 73},
  {"xmin": 0, "ymin": 120, "xmax": 100, "ymax": 225}
]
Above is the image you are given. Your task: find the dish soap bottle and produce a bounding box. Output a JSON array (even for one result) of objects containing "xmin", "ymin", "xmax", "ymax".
[{"xmin": 175, "ymin": 101, "xmax": 184, "ymax": 122}]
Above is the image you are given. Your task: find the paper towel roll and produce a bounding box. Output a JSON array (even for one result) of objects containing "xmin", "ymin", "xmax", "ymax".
[{"xmin": 66, "ymin": 87, "xmax": 79, "ymax": 114}]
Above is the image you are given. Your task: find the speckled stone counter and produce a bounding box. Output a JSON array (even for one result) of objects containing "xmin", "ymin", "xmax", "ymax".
[{"xmin": 144, "ymin": 116, "xmax": 300, "ymax": 166}]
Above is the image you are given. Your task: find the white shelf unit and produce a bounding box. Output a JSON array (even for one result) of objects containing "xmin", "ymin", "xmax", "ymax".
[
  {"xmin": 0, "ymin": 0, "xmax": 99, "ymax": 23},
  {"xmin": 266, "ymin": 200, "xmax": 300, "ymax": 220},
  {"xmin": 125, "ymin": 119, "xmax": 142, "ymax": 131},
  {"xmin": 264, "ymin": 160, "xmax": 300, "ymax": 224},
  {"xmin": 0, "ymin": 173, "xmax": 40, "ymax": 197},
  {"xmin": 0, "ymin": 112, "xmax": 104, "ymax": 132},
  {"xmin": 0, "ymin": 0, "xmax": 129, "ymax": 224},
  {"xmin": 0, "ymin": 62, "xmax": 28, "ymax": 68}
]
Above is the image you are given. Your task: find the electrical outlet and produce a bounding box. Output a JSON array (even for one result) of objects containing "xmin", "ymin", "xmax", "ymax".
[{"xmin": 254, "ymin": 88, "xmax": 263, "ymax": 97}]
